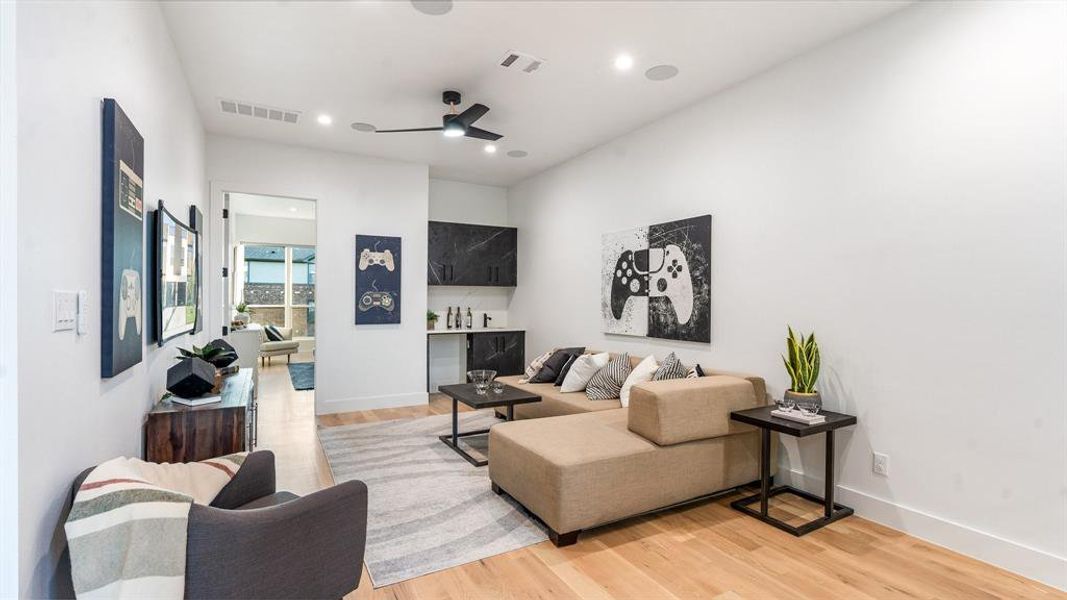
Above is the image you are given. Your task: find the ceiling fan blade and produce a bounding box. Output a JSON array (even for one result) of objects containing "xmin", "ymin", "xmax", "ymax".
[
  {"xmin": 374, "ymin": 127, "xmax": 444, "ymax": 133},
  {"xmin": 453, "ymin": 103, "xmax": 489, "ymax": 128},
  {"xmin": 464, "ymin": 126, "xmax": 503, "ymax": 141}
]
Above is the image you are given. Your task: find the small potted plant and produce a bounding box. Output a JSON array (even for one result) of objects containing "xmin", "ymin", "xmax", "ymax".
[
  {"xmin": 233, "ymin": 302, "xmax": 250, "ymax": 325},
  {"xmin": 427, "ymin": 310, "xmax": 439, "ymax": 331},
  {"xmin": 782, "ymin": 326, "xmax": 821, "ymax": 413},
  {"xmin": 177, "ymin": 341, "xmax": 239, "ymax": 392}
]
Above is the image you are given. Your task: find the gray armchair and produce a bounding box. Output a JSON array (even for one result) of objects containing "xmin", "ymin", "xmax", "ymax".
[{"xmin": 65, "ymin": 451, "xmax": 368, "ymax": 599}]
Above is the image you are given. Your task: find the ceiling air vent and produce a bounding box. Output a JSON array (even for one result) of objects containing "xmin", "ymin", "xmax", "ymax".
[
  {"xmin": 219, "ymin": 98, "xmax": 300, "ymax": 124},
  {"xmin": 499, "ymin": 50, "xmax": 544, "ymax": 74}
]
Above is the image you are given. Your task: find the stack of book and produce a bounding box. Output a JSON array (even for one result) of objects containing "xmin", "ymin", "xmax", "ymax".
[{"xmin": 771, "ymin": 408, "xmax": 826, "ymax": 425}]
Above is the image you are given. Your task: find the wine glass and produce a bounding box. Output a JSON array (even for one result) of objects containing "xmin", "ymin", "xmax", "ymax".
[
  {"xmin": 775, "ymin": 396, "xmax": 795, "ymax": 412},
  {"xmin": 796, "ymin": 397, "xmax": 821, "ymax": 417}
]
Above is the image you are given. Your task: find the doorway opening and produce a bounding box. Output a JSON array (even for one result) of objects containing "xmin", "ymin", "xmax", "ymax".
[{"xmin": 226, "ymin": 192, "xmax": 317, "ymax": 401}]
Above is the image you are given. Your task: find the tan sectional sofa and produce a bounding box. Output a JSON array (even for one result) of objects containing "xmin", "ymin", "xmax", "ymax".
[{"xmin": 488, "ymin": 354, "xmax": 772, "ymax": 547}]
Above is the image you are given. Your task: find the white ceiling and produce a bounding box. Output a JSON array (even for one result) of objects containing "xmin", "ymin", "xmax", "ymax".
[
  {"xmin": 230, "ymin": 193, "xmax": 316, "ymax": 220},
  {"xmin": 162, "ymin": 1, "xmax": 909, "ymax": 187}
]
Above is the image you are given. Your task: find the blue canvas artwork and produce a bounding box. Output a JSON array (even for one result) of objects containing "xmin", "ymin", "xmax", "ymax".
[{"xmin": 355, "ymin": 234, "xmax": 401, "ymax": 324}]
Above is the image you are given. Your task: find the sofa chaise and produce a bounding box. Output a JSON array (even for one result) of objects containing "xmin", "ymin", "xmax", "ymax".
[{"xmin": 489, "ymin": 356, "xmax": 772, "ymax": 547}]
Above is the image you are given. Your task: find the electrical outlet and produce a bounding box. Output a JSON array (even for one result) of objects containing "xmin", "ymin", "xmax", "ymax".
[{"xmin": 873, "ymin": 452, "xmax": 890, "ymax": 477}]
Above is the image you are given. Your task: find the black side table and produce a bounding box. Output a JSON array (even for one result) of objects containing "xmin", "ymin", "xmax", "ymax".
[{"xmin": 729, "ymin": 405, "xmax": 857, "ymax": 536}]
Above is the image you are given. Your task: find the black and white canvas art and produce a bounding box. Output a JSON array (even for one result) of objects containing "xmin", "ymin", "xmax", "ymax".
[{"xmin": 601, "ymin": 215, "xmax": 711, "ymax": 343}]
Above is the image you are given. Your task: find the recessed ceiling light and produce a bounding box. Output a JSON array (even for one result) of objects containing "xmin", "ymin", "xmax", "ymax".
[
  {"xmin": 288, "ymin": 207, "xmax": 298, "ymax": 213},
  {"xmin": 645, "ymin": 64, "xmax": 679, "ymax": 81},
  {"xmin": 614, "ymin": 54, "xmax": 634, "ymax": 71},
  {"xmin": 316, "ymin": 114, "xmax": 333, "ymax": 126},
  {"xmin": 411, "ymin": 0, "xmax": 452, "ymax": 16},
  {"xmin": 351, "ymin": 122, "xmax": 376, "ymax": 132},
  {"xmin": 506, "ymin": 150, "xmax": 528, "ymax": 158},
  {"xmin": 484, "ymin": 144, "xmax": 497, "ymax": 154}
]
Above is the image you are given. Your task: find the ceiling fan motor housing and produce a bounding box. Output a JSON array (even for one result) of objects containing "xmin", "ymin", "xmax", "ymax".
[{"xmin": 442, "ymin": 90, "xmax": 461, "ymax": 106}]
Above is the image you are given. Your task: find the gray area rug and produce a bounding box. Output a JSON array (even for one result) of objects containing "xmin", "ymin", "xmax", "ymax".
[{"xmin": 317, "ymin": 411, "xmax": 548, "ymax": 587}]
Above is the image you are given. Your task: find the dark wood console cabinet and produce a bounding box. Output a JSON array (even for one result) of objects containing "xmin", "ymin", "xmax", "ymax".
[
  {"xmin": 145, "ymin": 369, "xmax": 257, "ymax": 463},
  {"xmin": 467, "ymin": 330, "xmax": 525, "ymax": 376},
  {"xmin": 428, "ymin": 221, "xmax": 517, "ymax": 286}
]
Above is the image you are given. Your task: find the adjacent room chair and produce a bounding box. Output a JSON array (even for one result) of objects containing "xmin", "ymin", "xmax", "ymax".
[
  {"xmin": 260, "ymin": 326, "xmax": 300, "ymax": 364},
  {"xmin": 63, "ymin": 451, "xmax": 368, "ymax": 600}
]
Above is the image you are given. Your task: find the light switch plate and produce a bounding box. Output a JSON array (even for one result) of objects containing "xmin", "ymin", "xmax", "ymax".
[{"xmin": 53, "ymin": 291, "xmax": 78, "ymax": 331}]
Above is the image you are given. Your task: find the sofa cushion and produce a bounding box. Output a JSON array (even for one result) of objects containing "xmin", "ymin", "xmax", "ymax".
[
  {"xmin": 530, "ymin": 347, "xmax": 584, "ymax": 383},
  {"xmin": 628, "ymin": 376, "xmax": 760, "ymax": 446},
  {"xmin": 652, "ymin": 352, "xmax": 687, "ymax": 381},
  {"xmin": 496, "ymin": 375, "xmax": 621, "ymax": 419},
  {"xmin": 553, "ymin": 354, "xmax": 579, "ymax": 386},
  {"xmin": 265, "ymin": 325, "xmax": 284, "ymax": 341},
  {"xmin": 620, "ymin": 355, "xmax": 658, "ymax": 407},
  {"xmin": 560, "ymin": 352, "xmax": 609, "ymax": 393},
  {"xmin": 524, "ymin": 350, "xmax": 553, "ymax": 379},
  {"xmin": 686, "ymin": 364, "xmax": 705, "ymax": 378},
  {"xmin": 585, "ymin": 353, "xmax": 631, "ymax": 400}
]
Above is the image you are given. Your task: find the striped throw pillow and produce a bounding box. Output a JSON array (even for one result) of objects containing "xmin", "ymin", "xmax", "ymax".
[
  {"xmin": 652, "ymin": 352, "xmax": 688, "ymax": 381},
  {"xmin": 585, "ymin": 353, "xmax": 632, "ymax": 400},
  {"xmin": 686, "ymin": 364, "xmax": 706, "ymax": 379}
]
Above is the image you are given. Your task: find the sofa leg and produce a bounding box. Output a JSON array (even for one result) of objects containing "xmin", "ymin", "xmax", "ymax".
[
  {"xmin": 287, "ymin": 354, "xmax": 291, "ymax": 363},
  {"xmin": 491, "ymin": 482, "xmax": 503, "ymax": 495},
  {"xmin": 548, "ymin": 528, "xmax": 580, "ymax": 547}
]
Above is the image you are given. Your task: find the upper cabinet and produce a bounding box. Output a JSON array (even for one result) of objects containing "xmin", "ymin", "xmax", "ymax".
[{"xmin": 428, "ymin": 221, "xmax": 517, "ymax": 287}]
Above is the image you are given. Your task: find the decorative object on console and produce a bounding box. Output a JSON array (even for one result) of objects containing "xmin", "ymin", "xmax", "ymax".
[
  {"xmin": 356, "ymin": 234, "xmax": 402, "ymax": 324},
  {"xmin": 620, "ymin": 354, "xmax": 659, "ymax": 406},
  {"xmin": 652, "ymin": 352, "xmax": 688, "ymax": 381},
  {"xmin": 602, "ymin": 215, "xmax": 711, "ymax": 342},
  {"xmin": 427, "ymin": 310, "xmax": 439, "ymax": 331},
  {"xmin": 177, "ymin": 338, "xmax": 238, "ymax": 369},
  {"xmin": 560, "ymin": 352, "xmax": 610, "ymax": 393},
  {"xmin": 530, "ymin": 347, "xmax": 585, "ymax": 383},
  {"xmin": 154, "ymin": 200, "xmax": 199, "ymax": 346},
  {"xmin": 585, "ymin": 352, "xmax": 632, "ymax": 400},
  {"xmin": 166, "ymin": 357, "xmax": 216, "ymax": 398},
  {"xmin": 782, "ymin": 326, "xmax": 821, "ymax": 412},
  {"xmin": 101, "ymin": 98, "xmax": 145, "ymax": 378}
]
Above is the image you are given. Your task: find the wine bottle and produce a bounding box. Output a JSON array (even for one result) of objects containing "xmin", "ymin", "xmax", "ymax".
[
  {"xmin": 446, "ymin": 306, "xmax": 453, "ymax": 329},
  {"xmin": 455, "ymin": 306, "xmax": 462, "ymax": 329},
  {"xmin": 465, "ymin": 307, "xmax": 473, "ymax": 328}
]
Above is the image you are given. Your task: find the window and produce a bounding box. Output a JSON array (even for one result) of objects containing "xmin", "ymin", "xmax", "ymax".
[{"xmin": 239, "ymin": 244, "xmax": 315, "ymax": 337}]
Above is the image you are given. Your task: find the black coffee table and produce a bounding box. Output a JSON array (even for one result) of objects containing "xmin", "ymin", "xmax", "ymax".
[
  {"xmin": 729, "ymin": 405, "xmax": 857, "ymax": 536},
  {"xmin": 437, "ymin": 383, "xmax": 541, "ymax": 467}
]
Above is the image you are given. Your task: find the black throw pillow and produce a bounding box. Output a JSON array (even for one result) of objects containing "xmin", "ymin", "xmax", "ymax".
[
  {"xmin": 553, "ymin": 354, "xmax": 580, "ymax": 386},
  {"xmin": 265, "ymin": 325, "xmax": 283, "ymax": 342},
  {"xmin": 530, "ymin": 347, "xmax": 585, "ymax": 383}
]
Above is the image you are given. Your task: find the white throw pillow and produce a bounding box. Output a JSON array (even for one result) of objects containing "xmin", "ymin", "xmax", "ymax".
[
  {"xmin": 560, "ymin": 353, "xmax": 610, "ymax": 393},
  {"xmin": 620, "ymin": 355, "xmax": 658, "ymax": 407}
]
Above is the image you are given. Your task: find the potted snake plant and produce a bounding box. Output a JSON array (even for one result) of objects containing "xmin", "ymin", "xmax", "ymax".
[{"xmin": 782, "ymin": 326, "xmax": 821, "ymax": 413}]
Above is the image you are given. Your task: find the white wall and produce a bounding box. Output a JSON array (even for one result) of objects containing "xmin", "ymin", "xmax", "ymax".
[
  {"xmin": 0, "ymin": 1, "xmax": 18, "ymax": 596},
  {"xmin": 15, "ymin": 2, "xmax": 207, "ymax": 597},
  {"xmin": 426, "ymin": 179, "xmax": 513, "ymax": 390},
  {"xmin": 507, "ymin": 1, "xmax": 1065, "ymax": 588},
  {"xmin": 207, "ymin": 135, "xmax": 429, "ymax": 414},
  {"xmin": 234, "ymin": 213, "xmax": 316, "ymax": 246}
]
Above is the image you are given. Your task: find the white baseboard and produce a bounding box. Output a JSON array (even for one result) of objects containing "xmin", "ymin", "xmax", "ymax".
[
  {"xmin": 316, "ymin": 391, "xmax": 428, "ymax": 414},
  {"xmin": 778, "ymin": 469, "xmax": 1066, "ymax": 591}
]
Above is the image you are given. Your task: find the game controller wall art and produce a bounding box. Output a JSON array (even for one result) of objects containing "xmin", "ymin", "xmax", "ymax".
[
  {"xmin": 602, "ymin": 215, "xmax": 711, "ymax": 343},
  {"xmin": 101, "ymin": 99, "xmax": 145, "ymax": 377},
  {"xmin": 355, "ymin": 234, "xmax": 402, "ymax": 324}
]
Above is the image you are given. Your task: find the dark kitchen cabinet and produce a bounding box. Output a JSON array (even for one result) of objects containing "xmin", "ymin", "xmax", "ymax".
[
  {"xmin": 428, "ymin": 221, "xmax": 517, "ymax": 286},
  {"xmin": 467, "ymin": 331, "xmax": 525, "ymax": 377}
]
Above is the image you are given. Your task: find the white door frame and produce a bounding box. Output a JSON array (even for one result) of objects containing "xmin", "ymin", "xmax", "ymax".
[{"xmin": 0, "ymin": 1, "xmax": 19, "ymax": 595}]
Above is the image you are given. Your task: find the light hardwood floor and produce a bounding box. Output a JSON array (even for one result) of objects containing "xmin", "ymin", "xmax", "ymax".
[{"xmin": 258, "ymin": 355, "xmax": 1062, "ymax": 599}]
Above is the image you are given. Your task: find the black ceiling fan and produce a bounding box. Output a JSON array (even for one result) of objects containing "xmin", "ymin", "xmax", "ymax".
[{"xmin": 375, "ymin": 90, "xmax": 502, "ymax": 141}]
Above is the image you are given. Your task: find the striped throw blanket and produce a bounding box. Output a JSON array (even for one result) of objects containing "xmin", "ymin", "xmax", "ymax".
[{"xmin": 64, "ymin": 453, "xmax": 248, "ymax": 598}]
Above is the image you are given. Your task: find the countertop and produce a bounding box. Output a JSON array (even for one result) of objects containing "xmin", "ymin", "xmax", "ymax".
[{"xmin": 427, "ymin": 327, "xmax": 525, "ymax": 335}]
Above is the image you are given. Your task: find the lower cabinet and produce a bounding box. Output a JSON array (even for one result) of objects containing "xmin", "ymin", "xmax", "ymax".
[{"xmin": 467, "ymin": 331, "xmax": 525, "ymax": 377}]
